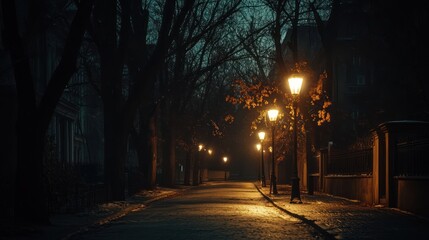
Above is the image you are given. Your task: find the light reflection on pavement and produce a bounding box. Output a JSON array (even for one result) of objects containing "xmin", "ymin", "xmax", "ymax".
[{"xmin": 74, "ymin": 181, "xmax": 321, "ymax": 240}]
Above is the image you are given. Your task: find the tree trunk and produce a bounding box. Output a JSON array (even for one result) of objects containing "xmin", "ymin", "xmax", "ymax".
[
  {"xmin": 94, "ymin": 0, "xmax": 128, "ymax": 201},
  {"xmin": 14, "ymin": 120, "xmax": 49, "ymax": 224},
  {"xmin": 3, "ymin": 0, "xmax": 93, "ymax": 224},
  {"xmin": 137, "ymin": 108, "xmax": 158, "ymax": 189},
  {"xmin": 148, "ymin": 113, "xmax": 158, "ymax": 188},
  {"xmin": 184, "ymin": 149, "xmax": 192, "ymax": 185},
  {"xmin": 192, "ymin": 150, "xmax": 200, "ymax": 186},
  {"xmin": 103, "ymin": 109, "xmax": 127, "ymax": 200},
  {"xmin": 3, "ymin": 0, "xmax": 49, "ymax": 222},
  {"xmin": 161, "ymin": 107, "xmax": 177, "ymax": 187},
  {"xmin": 310, "ymin": 0, "xmax": 339, "ymax": 98}
]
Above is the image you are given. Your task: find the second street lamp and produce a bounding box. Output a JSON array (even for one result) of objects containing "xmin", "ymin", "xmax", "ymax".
[
  {"xmin": 258, "ymin": 131, "xmax": 266, "ymax": 187},
  {"xmin": 223, "ymin": 156, "xmax": 228, "ymax": 180},
  {"xmin": 256, "ymin": 143, "xmax": 261, "ymax": 181},
  {"xmin": 288, "ymin": 75, "xmax": 303, "ymax": 203},
  {"xmin": 267, "ymin": 109, "xmax": 279, "ymax": 194}
]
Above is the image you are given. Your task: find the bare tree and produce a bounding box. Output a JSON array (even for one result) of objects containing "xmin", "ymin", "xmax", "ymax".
[
  {"xmin": 159, "ymin": 0, "xmax": 247, "ymax": 186},
  {"xmin": 90, "ymin": 0, "xmax": 195, "ymax": 200},
  {"xmin": 2, "ymin": 0, "xmax": 94, "ymax": 224}
]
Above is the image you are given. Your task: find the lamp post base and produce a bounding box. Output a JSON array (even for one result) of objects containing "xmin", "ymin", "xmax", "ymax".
[
  {"xmin": 290, "ymin": 177, "xmax": 302, "ymax": 203},
  {"xmin": 261, "ymin": 176, "xmax": 266, "ymax": 187}
]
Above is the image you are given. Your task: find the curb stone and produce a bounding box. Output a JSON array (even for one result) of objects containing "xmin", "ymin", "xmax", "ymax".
[
  {"xmin": 63, "ymin": 186, "xmax": 192, "ymax": 240},
  {"xmin": 254, "ymin": 183, "xmax": 336, "ymax": 240}
]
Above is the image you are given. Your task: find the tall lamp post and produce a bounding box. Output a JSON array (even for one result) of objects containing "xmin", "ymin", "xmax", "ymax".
[
  {"xmin": 288, "ymin": 75, "xmax": 303, "ymax": 203},
  {"xmin": 193, "ymin": 144, "xmax": 203, "ymax": 186},
  {"xmin": 268, "ymin": 109, "xmax": 279, "ymax": 194},
  {"xmin": 200, "ymin": 148, "xmax": 212, "ymax": 184},
  {"xmin": 258, "ymin": 131, "xmax": 266, "ymax": 187},
  {"xmin": 256, "ymin": 144, "xmax": 261, "ymax": 181},
  {"xmin": 223, "ymin": 156, "xmax": 228, "ymax": 180}
]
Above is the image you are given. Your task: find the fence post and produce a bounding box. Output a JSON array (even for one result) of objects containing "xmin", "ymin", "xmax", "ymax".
[
  {"xmin": 318, "ymin": 149, "xmax": 324, "ymax": 192},
  {"xmin": 378, "ymin": 122, "xmax": 399, "ymax": 208},
  {"xmin": 319, "ymin": 142, "xmax": 333, "ymax": 192},
  {"xmin": 371, "ymin": 129, "xmax": 380, "ymax": 205}
]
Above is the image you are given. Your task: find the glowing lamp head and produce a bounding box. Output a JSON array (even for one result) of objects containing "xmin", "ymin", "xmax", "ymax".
[
  {"xmin": 258, "ymin": 131, "xmax": 266, "ymax": 141},
  {"xmin": 267, "ymin": 109, "xmax": 279, "ymax": 122},
  {"xmin": 208, "ymin": 149, "xmax": 213, "ymax": 155},
  {"xmin": 223, "ymin": 157, "xmax": 228, "ymax": 163},
  {"xmin": 256, "ymin": 143, "xmax": 261, "ymax": 151},
  {"xmin": 288, "ymin": 76, "xmax": 303, "ymax": 95},
  {"xmin": 198, "ymin": 144, "xmax": 203, "ymax": 151}
]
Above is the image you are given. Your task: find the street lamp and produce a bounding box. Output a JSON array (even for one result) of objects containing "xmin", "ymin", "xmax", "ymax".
[
  {"xmin": 288, "ymin": 75, "xmax": 303, "ymax": 203},
  {"xmin": 267, "ymin": 109, "xmax": 279, "ymax": 194},
  {"xmin": 258, "ymin": 131, "xmax": 266, "ymax": 187},
  {"xmin": 193, "ymin": 144, "xmax": 204, "ymax": 186},
  {"xmin": 256, "ymin": 144, "xmax": 261, "ymax": 181},
  {"xmin": 200, "ymin": 148, "xmax": 212, "ymax": 184},
  {"xmin": 223, "ymin": 156, "xmax": 228, "ymax": 180}
]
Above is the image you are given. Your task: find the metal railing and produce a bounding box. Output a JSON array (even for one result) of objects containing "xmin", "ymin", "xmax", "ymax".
[
  {"xmin": 47, "ymin": 182, "xmax": 107, "ymax": 214},
  {"xmin": 396, "ymin": 139, "xmax": 429, "ymax": 177},
  {"xmin": 327, "ymin": 148, "xmax": 373, "ymax": 176}
]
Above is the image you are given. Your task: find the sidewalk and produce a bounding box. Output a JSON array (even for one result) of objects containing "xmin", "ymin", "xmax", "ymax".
[
  {"xmin": 255, "ymin": 183, "xmax": 429, "ymax": 240},
  {"xmin": 4, "ymin": 182, "xmax": 428, "ymax": 240},
  {"xmin": 1, "ymin": 186, "xmax": 192, "ymax": 240}
]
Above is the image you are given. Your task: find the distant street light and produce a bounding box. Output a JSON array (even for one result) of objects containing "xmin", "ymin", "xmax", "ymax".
[
  {"xmin": 256, "ymin": 144, "xmax": 261, "ymax": 181},
  {"xmin": 223, "ymin": 156, "xmax": 228, "ymax": 180},
  {"xmin": 258, "ymin": 131, "xmax": 266, "ymax": 187},
  {"xmin": 267, "ymin": 109, "xmax": 279, "ymax": 194},
  {"xmin": 288, "ymin": 75, "xmax": 303, "ymax": 203}
]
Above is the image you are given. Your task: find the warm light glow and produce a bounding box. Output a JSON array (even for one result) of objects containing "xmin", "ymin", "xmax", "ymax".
[
  {"xmin": 267, "ymin": 109, "xmax": 279, "ymax": 122},
  {"xmin": 258, "ymin": 131, "xmax": 265, "ymax": 141},
  {"xmin": 198, "ymin": 144, "xmax": 203, "ymax": 151},
  {"xmin": 256, "ymin": 143, "xmax": 261, "ymax": 151},
  {"xmin": 288, "ymin": 76, "xmax": 303, "ymax": 95},
  {"xmin": 208, "ymin": 149, "xmax": 213, "ymax": 155},
  {"xmin": 269, "ymin": 146, "xmax": 272, "ymax": 152},
  {"xmin": 223, "ymin": 156, "xmax": 228, "ymax": 163}
]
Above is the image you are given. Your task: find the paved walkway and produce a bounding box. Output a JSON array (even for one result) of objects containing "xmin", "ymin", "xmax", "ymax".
[
  {"xmin": 1, "ymin": 186, "xmax": 192, "ymax": 240},
  {"xmin": 73, "ymin": 182, "xmax": 320, "ymax": 240},
  {"xmin": 256, "ymin": 183, "xmax": 429, "ymax": 239},
  {"xmin": 3, "ymin": 182, "xmax": 428, "ymax": 239}
]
